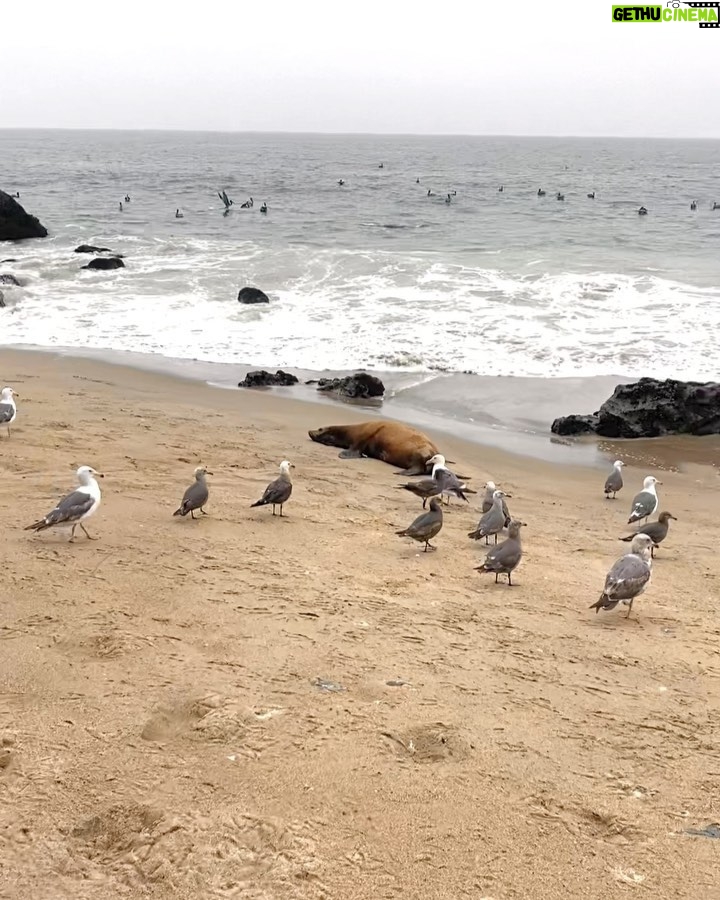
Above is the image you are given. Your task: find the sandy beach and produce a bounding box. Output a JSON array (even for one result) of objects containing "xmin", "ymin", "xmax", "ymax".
[{"xmin": 1, "ymin": 348, "xmax": 719, "ymax": 900}]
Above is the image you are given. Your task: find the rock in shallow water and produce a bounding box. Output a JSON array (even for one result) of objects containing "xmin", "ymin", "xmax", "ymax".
[
  {"xmin": 75, "ymin": 244, "xmax": 116, "ymax": 254},
  {"xmin": 313, "ymin": 373, "xmax": 385, "ymax": 399},
  {"xmin": 238, "ymin": 369, "xmax": 299, "ymax": 388},
  {"xmin": 0, "ymin": 190, "xmax": 48, "ymax": 242},
  {"xmin": 551, "ymin": 378, "xmax": 720, "ymax": 438},
  {"xmin": 0, "ymin": 273, "xmax": 21, "ymax": 286},
  {"xmin": 82, "ymin": 257, "xmax": 125, "ymax": 271},
  {"xmin": 237, "ymin": 286, "xmax": 270, "ymax": 304}
]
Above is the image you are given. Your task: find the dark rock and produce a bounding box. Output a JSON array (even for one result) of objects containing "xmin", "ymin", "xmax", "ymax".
[
  {"xmin": 0, "ymin": 290, "xmax": 4, "ymax": 308},
  {"xmin": 550, "ymin": 414, "xmax": 599, "ymax": 436},
  {"xmin": 238, "ymin": 286, "xmax": 270, "ymax": 304},
  {"xmin": 82, "ymin": 257, "xmax": 125, "ymax": 271},
  {"xmin": 0, "ymin": 258, "xmax": 17, "ymax": 263},
  {"xmin": 238, "ymin": 369, "xmax": 299, "ymax": 388},
  {"xmin": 314, "ymin": 373, "xmax": 385, "ymax": 399},
  {"xmin": 0, "ymin": 273, "xmax": 21, "ymax": 286},
  {"xmin": 0, "ymin": 190, "xmax": 48, "ymax": 242},
  {"xmin": 75, "ymin": 244, "xmax": 115, "ymax": 254},
  {"xmin": 551, "ymin": 378, "xmax": 720, "ymax": 438}
]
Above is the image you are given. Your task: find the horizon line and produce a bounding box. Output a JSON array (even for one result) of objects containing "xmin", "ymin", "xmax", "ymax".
[{"xmin": 1, "ymin": 126, "xmax": 719, "ymax": 141}]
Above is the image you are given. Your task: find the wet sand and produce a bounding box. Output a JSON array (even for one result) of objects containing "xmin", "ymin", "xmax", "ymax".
[{"xmin": 1, "ymin": 349, "xmax": 719, "ymax": 899}]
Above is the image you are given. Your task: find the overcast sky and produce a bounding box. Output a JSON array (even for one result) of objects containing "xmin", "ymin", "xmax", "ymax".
[{"xmin": 2, "ymin": 0, "xmax": 719, "ymax": 137}]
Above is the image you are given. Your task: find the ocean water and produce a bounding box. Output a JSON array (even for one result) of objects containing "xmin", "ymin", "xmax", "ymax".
[{"xmin": 1, "ymin": 130, "xmax": 719, "ymax": 450}]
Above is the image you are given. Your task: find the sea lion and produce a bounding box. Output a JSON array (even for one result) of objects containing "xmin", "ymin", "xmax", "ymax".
[{"xmin": 309, "ymin": 420, "xmax": 440, "ymax": 475}]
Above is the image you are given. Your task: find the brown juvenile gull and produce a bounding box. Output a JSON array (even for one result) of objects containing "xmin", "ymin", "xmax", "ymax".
[
  {"xmin": 25, "ymin": 465, "xmax": 104, "ymax": 542},
  {"xmin": 475, "ymin": 519, "xmax": 526, "ymax": 586},
  {"xmin": 173, "ymin": 466, "xmax": 212, "ymax": 519},
  {"xmin": 468, "ymin": 490, "xmax": 509, "ymax": 544},
  {"xmin": 481, "ymin": 480, "xmax": 511, "ymax": 525},
  {"xmin": 627, "ymin": 475, "xmax": 661, "ymax": 524},
  {"xmin": 251, "ymin": 460, "xmax": 294, "ymax": 516},
  {"xmin": 396, "ymin": 498, "xmax": 443, "ymax": 552},
  {"xmin": 604, "ymin": 459, "xmax": 624, "ymax": 499},
  {"xmin": 620, "ymin": 510, "xmax": 676, "ymax": 558},
  {"xmin": 589, "ymin": 533, "xmax": 653, "ymax": 618},
  {"xmin": 0, "ymin": 386, "xmax": 18, "ymax": 438}
]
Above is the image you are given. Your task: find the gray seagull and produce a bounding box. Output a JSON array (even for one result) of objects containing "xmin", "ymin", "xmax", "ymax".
[
  {"xmin": 628, "ymin": 475, "xmax": 661, "ymax": 524},
  {"xmin": 475, "ymin": 519, "xmax": 526, "ymax": 586},
  {"xmin": 468, "ymin": 490, "xmax": 510, "ymax": 544},
  {"xmin": 25, "ymin": 465, "xmax": 104, "ymax": 542},
  {"xmin": 251, "ymin": 460, "xmax": 294, "ymax": 516},
  {"xmin": 604, "ymin": 459, "xmax": 624, "ymax": 499},
  {"xmin": 590, "ymin": 533, "xmax": 653, "ymax": 618},
  {"xmin": 173, "ymin": 466, "xmax": 212, "ymax": 519},
  {"xmin": 396, "ymin": 498, "xmax": 443, "ymax": 552}
]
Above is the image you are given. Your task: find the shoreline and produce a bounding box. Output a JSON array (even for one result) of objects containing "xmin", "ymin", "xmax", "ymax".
[{"xmin": 4, "ymin": 344, "xmax": 718, "ymax": 472}]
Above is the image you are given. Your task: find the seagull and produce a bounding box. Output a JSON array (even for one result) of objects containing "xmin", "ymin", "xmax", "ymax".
[
  {"xmin": 173, "ymin": 466, "xmax": 212, "ymax": 519},
  {"xmin": 25, "ymin": 465, "xmax": 103, "ymax": 542},
  {"xmin": 428, "ymin": 454, "xmax": 475, "ymax": 505},
  {"xmin": 396, "ymin": 498, "xmax": 443, "ymax": 552},
  {"xmin": 251, "ymin": 460, "xmax": 294, "ymax": 516},
  {"xmin": 590, "ymin": 533, "xmax": 653, "ymax": 618},
  {"xmin": 620, "ymin": 511, "xmax": 677, "ymax": 558},
  {"xmin": 481, "ymin": 481, "xmax": 511, "ymax": 524},
  {"xmin": 604, "ymin": 460, "xmax": 624, "ymax": 499},
  {"xmin": 475, "ymin": 519, "xmax": 525, "ymax": 586},
  {"xmin": 468, "ymin": 490, "xmax": 510, "ymax": 544},
  {"xmin": 628, "ymin": 476, "xmax": 661, "ymax": 524},
  {"xmin": 0, "ymin": 386, "xmax": 18, "ymax": 438}
]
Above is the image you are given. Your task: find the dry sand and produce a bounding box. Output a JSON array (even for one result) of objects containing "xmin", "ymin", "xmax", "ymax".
[{"xmin": 1, "ymin": 348, "xmax": 719, "ymax": 900}]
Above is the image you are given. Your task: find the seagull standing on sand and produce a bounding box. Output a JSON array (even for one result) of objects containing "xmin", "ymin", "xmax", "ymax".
[
  {"xmin": 428, "ymin": 454, "xmax": 476, "ymax": 505},
  {"xmin": 396, "ymin": 498, "xmax": 443, "ymax": 552},
  {"xmin": 604, "ymin": 460, "xmax": 624, "ymax": 499},
  {"xmin": 475, "ymin": 519, "xmax": 525, "ymax": 586},
  {"xmin": 628, "ymin": 476, "xmax": 661, "ymax": 524},
  {"xmin": 468, "ymin": 490, "xmax": 510, "ymax": 544},
  {"xmin": 481, "ymin": 481, "xmax": 511, "ymax": 524},
  {"xmin": 251, "ymin": 460, "xmax": 294, "ymax": 516},
  {"xmin": 589, "ymin": 533, "xmax": 653, "ymax": 618},
  {"xmin": 173, "ymin": 466, "xmax": 212, "ymax": 519},
  {"xmin": 25, "ymin": 465, "xmax": 103, "ymax": 542},
  {"xmin": 620, "ymin": 511, "xmax": 677, "ymax": 558},
  {"xmin": 0, "ymin": 386, "xmax": 18, "ymax": 438}
]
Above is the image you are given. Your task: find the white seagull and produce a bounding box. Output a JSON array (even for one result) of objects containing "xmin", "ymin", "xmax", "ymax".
[
  {"xmin": 628, "ymin": 475, "xmax": 661, "ymax": 524},
  {"xmin": 0, "ymin": 386, "xmax": 18, "ymax": 438},
  {"xmin": 25, "ymin": 465, "xmax": 104, "ymax": 542}
]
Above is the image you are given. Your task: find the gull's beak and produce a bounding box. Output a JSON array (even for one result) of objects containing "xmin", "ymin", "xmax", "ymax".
[
  {"xmin": 671, "ymin": 515, "xmax": 678, "ymax": 520},
  {"xmin": 13, "ymin": 391, "xmax": 20, "ymax": 397},
  {"xmin": 290, "ymin": 464, "xmax": 296, "ymax": 469},
  {"xmin": 207, "ymin": 471, "xmax": 214, "ymax": 476},
  {"xmin": 656, "ymin": 481, "xmax": 663, "ymax": 485},
  {"xmin": 504, "ymin": 493, "xmax": 513, "ymax": 499},
  {"xmin": 95, "ymin": 472, "xmax": 105, "ymax": 478}
]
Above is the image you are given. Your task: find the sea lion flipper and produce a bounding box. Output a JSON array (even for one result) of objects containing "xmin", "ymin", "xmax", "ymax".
[
  {"xmin": 339, "ymin": 449, "xmax": 365, "ymax": 459},
  {"xmin": 395, "ymin": 466, "xmax": 427, "ymax": 476}
]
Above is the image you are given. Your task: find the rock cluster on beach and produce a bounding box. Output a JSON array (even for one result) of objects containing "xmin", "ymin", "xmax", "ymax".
[
  {"xmin": 552, "ymin": 377, "xmax": 720, "ymax": 438},
  {"xmin": 0, "ymin": 190, "xmax": 48, "ymax": 242}
]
